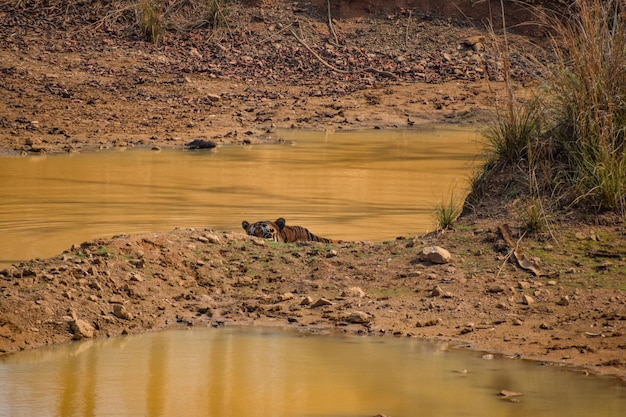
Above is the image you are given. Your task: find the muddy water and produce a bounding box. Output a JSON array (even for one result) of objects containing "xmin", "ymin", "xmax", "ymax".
[
  {"xmin": 1, "ymin": 327, "xmax": 625, "ymax": 417},
  {"xmin": 0, "ymin": 127, "xmax": 479, "ymax": 265}
]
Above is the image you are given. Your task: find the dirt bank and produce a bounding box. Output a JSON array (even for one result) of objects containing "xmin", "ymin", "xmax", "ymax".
[{"xmin": 0, "ymin": 1, "xmax": 625, "ymax": 381}]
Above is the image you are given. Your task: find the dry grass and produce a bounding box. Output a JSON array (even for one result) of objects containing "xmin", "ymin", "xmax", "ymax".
[{"xmin": 480, "ymin": 0, "xmax": 626, "ymax": 223}]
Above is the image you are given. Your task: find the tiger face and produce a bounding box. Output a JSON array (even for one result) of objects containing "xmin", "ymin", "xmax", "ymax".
[{"xmin": 241, "ymin": 218, "xmax": 284, "ymax": 242}]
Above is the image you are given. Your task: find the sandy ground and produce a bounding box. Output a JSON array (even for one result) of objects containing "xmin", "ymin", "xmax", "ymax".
[{"xmin": 0, "ymin": 0, "xmax": 625, "ymax": 381}]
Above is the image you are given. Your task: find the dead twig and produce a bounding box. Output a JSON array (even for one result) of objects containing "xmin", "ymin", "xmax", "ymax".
[
  {"xmin": 405, "ymin": 9, "xmax": 412, "ymax": 46},
  {"xmin": 327, "ymin": 0, "xmax": 339, "ymax": 45},
  {"xmin": 256, "ymin": 21, "xmax": 297, "ymax": 45},
  {"xmin": 290, "ymin": 28, "xmax": 397, "ymax": 80},
  {"xmin": 290, "ymin": 29, "xmax": 349, "ymax": 74}
]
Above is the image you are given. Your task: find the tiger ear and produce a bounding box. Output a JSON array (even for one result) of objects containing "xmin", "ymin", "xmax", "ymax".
[
  {"xmin": 242, "ymin": 221, "xmax": 250, "ymax": 230},
  {"xmin": 275, "ymin": 218, "xmax": 286, "ymax": 230}
]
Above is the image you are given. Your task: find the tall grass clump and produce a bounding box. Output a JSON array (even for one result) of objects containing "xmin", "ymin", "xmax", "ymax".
[
  {"xmin": 137, "ymin": 0, "xmax": 165, "ymax": 43},
  {"xmin": 548, "ymin": 0, "xmax": 626, "ymax": 212},
  {"xmin": 479, "ymin": 0, "xmax": 625, "ymax": 220},
  {"xmin": 435, "ymin": 185, "xmax": 465, "ymax": 230},
  {"xmin": 135, "ymin": 0, "xmax": 230, "ymax": 43}
]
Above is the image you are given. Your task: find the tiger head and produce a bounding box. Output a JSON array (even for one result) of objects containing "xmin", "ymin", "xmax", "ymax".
[{"xmin": 241, "ymin": 218, "xmax": 287, "ymax": 242}]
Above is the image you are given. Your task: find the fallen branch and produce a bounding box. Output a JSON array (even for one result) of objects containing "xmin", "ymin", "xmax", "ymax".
[
  {"xmin": 291, "ymin": 29, "xmax": 398, "ymax": 80},
  {"xmin": 364, "ymin": 66, "xmax": 398, "ymax": 80},
  {"xmin": 497, "ymin": 224, "xmax": 541, "ymax": 276},
  {"xmin": 290, "ymin": 29, "xmax": 349, "ymax": 74}
]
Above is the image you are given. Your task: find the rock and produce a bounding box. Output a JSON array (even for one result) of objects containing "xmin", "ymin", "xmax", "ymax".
[
  {"xmin": 419, "ymin": 246, "xmax": 452, "ymax": 264},
  {"xmin": 186, "ymin": 138, "xmax": 216, "ymax": 149},
  {"xmin": 500, "ymin": 389, "xmax": 523, "ymax": 397},
  {"xmin": 279, "ymin": 292, "xmax": 294, "ymax": 302},
  {"xmin": 69, "ymin": 318, "xmax": 95, "ymax": 340},
  {"xmin": 300, "ymin": 296, "xmax": 313, "ymax": 306},
  {"xmin": 522, "ymin": 294, "xmax": 534, "ymax": 305},
  {"xmin": 109, "ymin": 295, "xmax": 125, "ymax": 304},
  {"xmin": 416, "ymin": 318, "xmax": 442, "ymax": 327},
  {"xmin": 556, "ymin": 295, "xmax": 570, "ymax": 306},
  {"xmin": 487, "ymin": 284, "xmax": 507, "ymax": 293},
  {"xmin": 130, "ymin": 273, "xmax": 144, "ymax": 282},
  {"xmin": 346, "ymin": 311, "xmax": 371, "ymax": 324},
  {"xmin": 310, "ymin": 298, "xmax": 333, "ymax": 308},
  {"xmin": 431, "ymin": 285, "xmax": 443, "ymax": 297},
  {"xmin": 341, "ymin": 287, "xmax": 365, "ymax": 298},
  {"xmin": 112, "ymin": 304, "xmax": 134, "ymax": 320}
]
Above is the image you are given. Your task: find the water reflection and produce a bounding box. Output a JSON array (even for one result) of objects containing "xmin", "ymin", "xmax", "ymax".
[
  {"xmin": 0, "ymin": 127, "xmax": 480, "ymax": 265},
  {"xmin": 0, "ymin": 328, "xmax": 624, "ymax": 417}
]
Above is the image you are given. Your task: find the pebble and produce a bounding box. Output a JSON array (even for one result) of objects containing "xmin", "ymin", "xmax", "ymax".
[
  {"xmin": 556, "ymin": 295, "xmax": 570, "ymax": 306},
  {"xmin": 112, "ymin": 304, "xmax": 134, "ymax": 320},
  {"xmin": 431, "ymin": 285, "xmax": 443, "ymax": 297},
  {"xmin": 310, "ymin": 298, "xmax": 333, "ymax": 308}
]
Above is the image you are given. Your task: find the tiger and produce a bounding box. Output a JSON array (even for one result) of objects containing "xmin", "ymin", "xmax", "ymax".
[{"xmin": 241, "ymin": 217, "xmax": 341, "ymax": 243}]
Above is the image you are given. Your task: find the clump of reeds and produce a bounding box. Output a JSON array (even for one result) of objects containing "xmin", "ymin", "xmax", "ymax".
[
  {"xmin": 481, "ymin": 0, "xmax": 626, "ymax": 221},
  {"xmin": 137, "ymin": 0, "xmax": 165, "ymax": 43},
  {"xmin": 548, "ymin": 0, "xmax": 626, "ymax": 213},
  {"xmin": 435, "ymin": 186, "xmax": 465, "ymax": 230},
  {"xmin": 135, "ymin": 0, "xmax": 230, "ymax": 43}
]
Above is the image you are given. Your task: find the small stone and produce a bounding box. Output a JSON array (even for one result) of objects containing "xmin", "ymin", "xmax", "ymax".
[
  {"xmin": 112, "ymin": 304, "xmax": 134, "ymax": 320},
  {"xmin": 279, "ymin": 292, "xmax": 294, "ymax": 302},
  {"xmin": 431, "ymin": 285, "xmax": 443, "ymax": 297},
  {"xmin": 300, "ymin": 296, "xmax": 313, "ymax": 306},
  {"xmin": 186, "ymin": 138, "xmax": 216, "ymax": 149},
  {"xmin": 326, "ymin": 249, "xmax": 338, "ymax": 258},
  {"xmin": 341, "ymin": 287, "xmax": 365, "ymax": 298},
  {"xmin": 109, "ymin": 295, "xmax": 125, "ymax": 304},
  {"xmin": 69, "ymin": 319, "xmax": 94, "ymax": 340},
  {"xmin": 500, "ymin": 389, "xmax": 523, "ymax": 397},
  {"xmin": 487, "ymin": 284, "xmax": 507, "ymax": 293},
  {"xmin": 206, "ymin": 234, "xmax": 220, "ymax": 244},
  {"xmin": 556, "ymin": 295, "xmax": 570, "ymax": 306},
  {"xmin": 539, "ymin": 322, "xmax": 551, "ymax": 330},
  {"xmin": 346, "ymin": 311, "xmax": 371, "ymax": 324},
  {"xmin": 130, "ymin": 273, "xmax": 144, "ymax": 282},
  {"xmin": 522, "ymin": 294, "xmax": 534, "ymax": 305},
  {"xmin": 310, "ymin": 298, "xmax": 333, "ymax": 308},
  {"xmin": 419, "ymin": 246, "xmax": 452, "ymax": 264}
]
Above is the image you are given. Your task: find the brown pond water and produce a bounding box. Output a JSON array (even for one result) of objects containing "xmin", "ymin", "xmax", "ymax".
[
  {"xmin": 0, "ymin": 126, "xmax": 480, "ymax": 265},
  {"xmin": 1, "ymin": 327, "xmax": 625, "ymax": 417}
]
